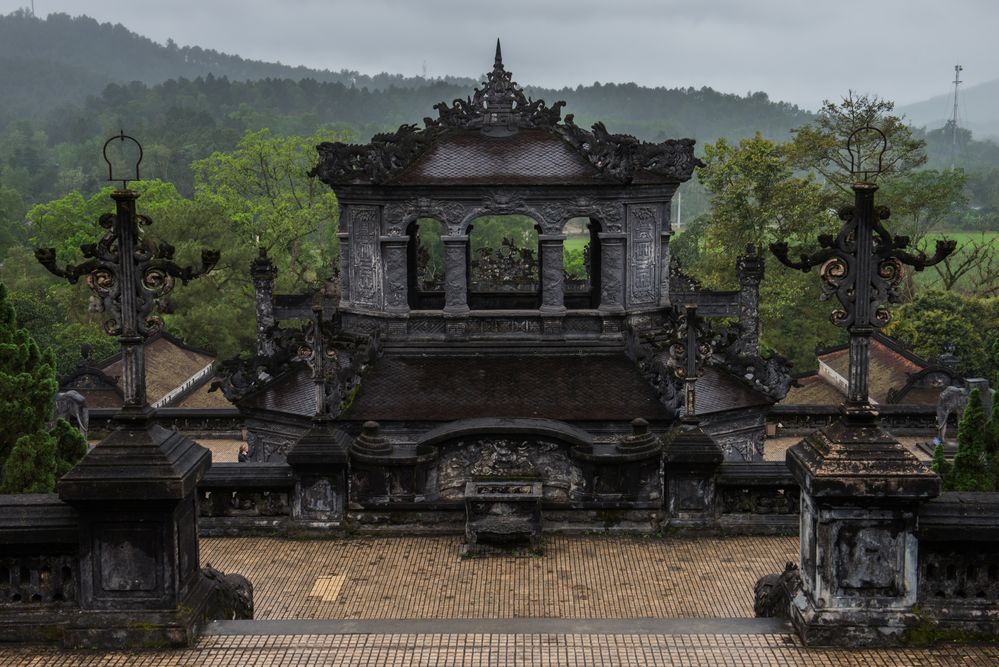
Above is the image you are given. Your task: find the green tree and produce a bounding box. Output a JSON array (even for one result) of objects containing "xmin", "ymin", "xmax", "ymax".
[
  {"xmin": 689, "ymin": 133, "xmax": 842, "ymax": 369},
  {"xmin": 192, "ymin": 128, "xmax": 344, "ymax": 290},
  {"xmin": 885, "ymin": 290, "xmax": 999, "ymax": 380},
  {"xmin": 789, "ymin": 92, "xmax": 926, "ymax": 198},
  {"xmin": 0, "ymin": 281, "xmax": 86, "ymax": 493},
  {"xmin": 930, "ymin": 442, "xmax": 953, "ymax": 481},
  {"xmin": 878, "ymin": 169, "xmax": 968, "ymax": 247},
  {"xmin": 948, "ymin": 389, "xmax": 992, "ymax": 492}
]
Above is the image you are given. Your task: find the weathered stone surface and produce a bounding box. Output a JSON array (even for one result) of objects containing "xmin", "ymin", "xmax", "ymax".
[
  {"xmin": 201, "ymin": 566, "xmax": 254, "ymax": 621},
  {"xmin": 464, "ymin": 479, "xmax": 543, "ymax": 555},
  {"xmin": 754, "ymin": 562, "xmax": 800, "ymax": 618}
]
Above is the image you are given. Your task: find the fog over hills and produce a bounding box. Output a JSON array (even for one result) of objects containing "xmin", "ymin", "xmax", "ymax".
[{"xmin": 900, "ymin": 77, "xmax": 999, "ymax": 140}]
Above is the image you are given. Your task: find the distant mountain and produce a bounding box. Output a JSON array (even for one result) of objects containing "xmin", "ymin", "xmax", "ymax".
[
  {"xmin": 0, "ymin": 9, "xmax": 475, "ymax": 122},
  {"xmin": 900, "ymin": 77, "xmax": 999, "ymax": 140}
]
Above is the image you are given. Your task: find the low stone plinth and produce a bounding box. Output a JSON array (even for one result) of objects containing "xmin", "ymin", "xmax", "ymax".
[{"xmin": 464, "ymin": 479, "xmax": 543, "ymax": 555}]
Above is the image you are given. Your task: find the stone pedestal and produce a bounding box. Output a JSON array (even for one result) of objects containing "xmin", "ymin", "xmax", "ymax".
[
  {"xmin": 57, "ymin": 409, "xmax": 215, "ymax": 648},
  {"xmin": 464, "ymin": 479, "xmax": 543, "ymax": 555},
  {"xmin": 286, "ymin": 417, "xmax": 351, "ymax": 526},
  {"xmin": 787, "ymin": 414, "xmax": 940, "ymax": 646},
  {"xmin": 664, "ymin": 420, "xmax": 723, "ymax": 528}
]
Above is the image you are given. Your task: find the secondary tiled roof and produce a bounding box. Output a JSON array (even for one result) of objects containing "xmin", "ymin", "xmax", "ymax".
[
  {"xmin": 65, "ymin": 332, "xmax": 232, "ymax": 410},
  {"xmin": 390, "ymin": 130, "xmax": 600, "ymax": 186},
  {"xmin": 782, "ymin": 373, "xmax": 845, "ymax": 406},
  {"xmin": 342, "ymin": 353, "xmax": 672, "ymax": 422},
  {"xmin": 241, "ymin": 365, "xmax": 315, "ymax": 416},
  {"xmin": 688, "ymin": 366, "xmax": 772, "ymax": 415},
  {"xmin": 820, "ymin": 337, "xmax": 924, "ymax": 404},
  {"xmin": 780, "ymin": 334, "xmax": 945, "ymax": 407}
]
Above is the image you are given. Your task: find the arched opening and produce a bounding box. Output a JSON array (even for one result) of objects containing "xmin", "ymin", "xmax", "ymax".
[
  {"xmin": 564, "ymin": 217, "xmax": 601, "ymax": 309},
  {"xmin": 467, "ymin": 215, "xmax": 540, "ymax": 309},
  {"xmin": 406, "ymin": 218, "xmax": 445, "ymax": 310}
]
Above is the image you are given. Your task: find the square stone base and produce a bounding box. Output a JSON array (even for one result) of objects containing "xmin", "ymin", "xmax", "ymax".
[
  {"xmin": 62, "ymin": 573, "xmax": 214, "ymax": 649},
  {"xmin": 790, "ymin": 589, "xmax": 922, "ymax": 647}
]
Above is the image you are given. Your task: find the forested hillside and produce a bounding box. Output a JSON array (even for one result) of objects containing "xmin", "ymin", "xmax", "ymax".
[{"xmin": 0, "ymin": 10, "xmax": 476, "ymax": 126}]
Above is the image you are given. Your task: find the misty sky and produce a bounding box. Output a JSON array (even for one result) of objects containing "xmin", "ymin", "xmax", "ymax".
[{"xmin": 3, "ymin": 0, "xmax": 996, "ymax": 111}]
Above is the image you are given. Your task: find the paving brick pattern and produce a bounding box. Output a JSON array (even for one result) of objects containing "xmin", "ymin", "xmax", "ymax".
[
  {"xmin": 2, "ymin": 633, "xmax": 998, "ymax": 666},
  {"xmin": 200, "ymin": 535, "xmax": 800, "ymax": 619},
  {"xmin": 4, "ymin": 535, "xmax": 998, "ymax": 665}
]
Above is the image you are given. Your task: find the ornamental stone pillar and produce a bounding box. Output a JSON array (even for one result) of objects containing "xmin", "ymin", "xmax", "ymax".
[
  {"xmin": 659, "ymin": 232, "xmax": 671, "ymax": 307},
  {"xmin": 250, "ymin": 247, "xmax": 277, "ymax": 358},
  {"xmin": 337, "ymin": 232, "xmax": 351, "ymax": 308},
  {"xmin": 442, "ymin": 235, "xmax": 470, "ymax": 314},
  {"xmin": 538, "ymin": 234, "xmax": 566, "ymax": 313},
  {"xmin": 598, "ymin": 232, "xmax": 626, "ymax": 312},
  {"xmin": 381, "ymin": 235, "xmax": 410, "ymax": 314},
  {"xmin": 736, "ymin": 244, "xmax": 764, "ymax": 356}
]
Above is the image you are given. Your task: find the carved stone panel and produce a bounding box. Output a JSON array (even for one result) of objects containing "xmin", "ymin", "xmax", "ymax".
[
  {"xmin": 628, "ymin": 205, "xmax": 659, "ymax": 306},
  {"xmin": 659, "ymin": 233, "xmax": 671, "ymax": 306},
  {"xmin": 434, "ymin": 437, "xmax": 583, "ymax": 503},
  {"xmin": 466, "ymin": 318, "xmax": 542, "ymax": 336},
  {"xmin": 337, "ymin": 232, "xmax": 351, "ymax": 307},
  {"xmin": 348, "ymin": 206, "xmax": 382, "ymax": 309}
]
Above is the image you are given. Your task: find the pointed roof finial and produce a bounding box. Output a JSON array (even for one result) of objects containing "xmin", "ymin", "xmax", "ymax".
[{"xmin": 494, "ymin": 38, "xmax": 503, "ymax": 68}]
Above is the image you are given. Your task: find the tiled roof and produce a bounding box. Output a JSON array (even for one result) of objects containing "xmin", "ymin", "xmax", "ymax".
[
  {"xmin": 780, "ymin": 334, "xmax": 943, "ymax": 407},
  {"xmin": 782, "ymin": 373, "xmax": 844, "ymax": 405},
  {"xmin": 242, "ymin": 365, "xmax": 316, "ymax": 416},
  {"xmin": 390, "ymin": 130, "xmax": 601, "ymax": 186},
  {"xmin": 342, "ymin": 353, "xmax": 672, "ymax": 422},
  {"xmin": 101, "ymin": 334, "xmax": 214, "ymax": 406},
  {"xmin": 175, "ymin": 380, "xmax": 235, "ymax": 409},
  {"xmin": 689, "ymin": 366, "xmax": 772, "ymax": 415},
  {"xmin": 70, "ymin": 332, "xmax": 231, "ymax": 409},
  {"xmin": 820, "ymin": 337, "xmax": 925, "ymax": 404}
]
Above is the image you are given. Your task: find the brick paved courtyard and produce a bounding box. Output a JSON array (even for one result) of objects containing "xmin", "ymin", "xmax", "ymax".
[
  {"xmin": 200, "ymin": 535, "xmax": 799, "ymax": 619},
  {"xmin": 3, "ymin": 535, "xmax": 997, "ymax": 666},
  {"xmin": 2, "ymin": 632, "xmax": 997, "ymax": 666}
]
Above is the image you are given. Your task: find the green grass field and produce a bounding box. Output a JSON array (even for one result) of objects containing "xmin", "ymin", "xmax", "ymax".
[
  {"xmin": 564, "ymin": 235, "xmax": 591, "ymax": 253},
  {"xmin": 914, "ymin": 231, "xmax": 997, "ymax": 291}
]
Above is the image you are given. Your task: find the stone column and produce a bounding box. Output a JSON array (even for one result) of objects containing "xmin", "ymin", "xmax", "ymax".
[
  {"xmin": 736, "ymin": 244, "xmax": 764, "ymax": 356},
  {"xmin": 538, "ymin": 234, "xmax": 566, "ymax": 313},
  {"xmin": 287, "ymin": 422, "xmax": 350, "ymax": 526},
  {"xmin": 381, "ymin": 235, "xmax": 410, "ymax": 314},
  {"xmin": 250, "ymin": 247, "xmax": 277, "ymax": 358},
  {"xmin": 59, "ymin": 417, "xmax": 215, "ymax": 648},
  {"xmin": 786, "ymin": 417, "xmax": 939, "ymax": 646},
  {"xmin": 598, "ymin": 232, "xmax": 626, "ymax": 313},
  {"xmin": 659, "ymin": 232, "xmax": 671, "ymax": 307},
  {"xmin": 441, "ymin": 235, "xmax": 470, "ymax": 314},
  {"xmin": 337, "ymin": 232, "xmax": 351, "ymax": 308},
  {"xmin": 664, "ymin": 421, "xmax": 723, "ymax": 528}
]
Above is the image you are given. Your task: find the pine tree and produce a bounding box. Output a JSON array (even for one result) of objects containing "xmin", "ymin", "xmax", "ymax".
[
  {"xmin": 949, "ymin": 389, "xmax": 991, "ymax": 492},
  {"xmin": 0, "ymin": 282, "xmax": 86, "ymax": 493},
  {"xmin": 931, "ymin": 443, "xmax": 954, "ymax": 490}
]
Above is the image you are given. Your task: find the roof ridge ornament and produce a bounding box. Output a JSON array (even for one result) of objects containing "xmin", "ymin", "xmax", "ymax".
[{"xmin": 426, "ymin": 40, "xmax": 566, "ymax": 135}]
